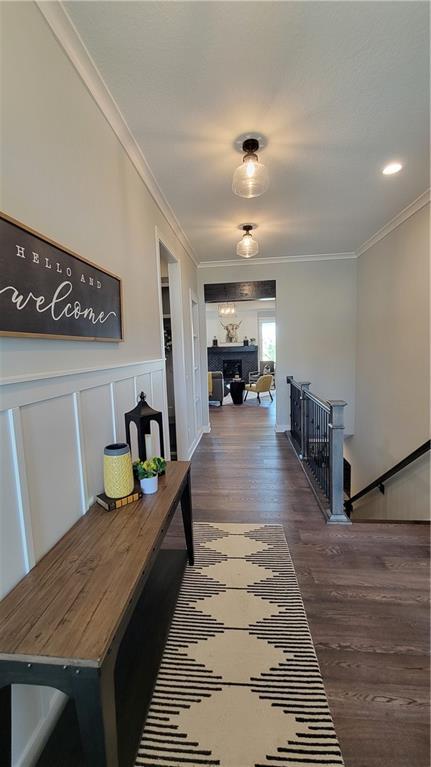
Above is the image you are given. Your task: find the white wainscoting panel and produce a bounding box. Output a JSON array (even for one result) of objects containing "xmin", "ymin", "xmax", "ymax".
[
  {"xmin": 0, "ymin": 358, "xmax": 167, "ymax": 767},
  {"xmin": 114, "ymin": 377, "xmax": 136, "ymax": 445},
  {"xmin": 12, "ymin": 686, "xmax": 47, "ymax": 767},
  {"xmin": 80, "ymin": 384, "xmax": 115, "ymax": 505},
  {"xmin": 134, "ymin": 372, "xmax": 153, "ymax": 457},
  {"xmin": 20, "ymin": 395, "xmax": 83, "ymax": 561},
  {"xmin": 149, "ymin": 368, "xmax": 165, "ymax": 456},
  {"xmin": 135, "ymin": 372, "xmax": 152, "ymax": 402},
  {"xmin": 0, "ymin": 412, "xmax": 27, "ymax": 595}
]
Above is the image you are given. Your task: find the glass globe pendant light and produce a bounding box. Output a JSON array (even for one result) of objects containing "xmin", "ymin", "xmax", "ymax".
[
  {"xmin": 236, "ymin": 225, "xmax": 259, "ymax": 258},
  {"xmin": 232, "ymin": 138, "xmax": 269, "ymax": 198}
]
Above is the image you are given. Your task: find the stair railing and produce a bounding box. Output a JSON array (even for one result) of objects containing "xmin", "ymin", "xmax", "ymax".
[
  {"xmin": 287, "ymin": 376, "xmax": 351, "ymax": 524},
  {"xmin": 344, "ymin": 440, "xmax": 430, "ymax": 516}
]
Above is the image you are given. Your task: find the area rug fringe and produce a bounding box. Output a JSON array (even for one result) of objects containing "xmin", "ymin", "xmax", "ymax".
[{"xmin": 136, "ymin": 523, "xmax": 344, "ymax": 767}]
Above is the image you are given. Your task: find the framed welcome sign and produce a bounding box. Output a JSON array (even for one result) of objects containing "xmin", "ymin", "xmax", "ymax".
[{"xmin": 0, "ymin": 213, "xmax": 123, "ymax": 342}]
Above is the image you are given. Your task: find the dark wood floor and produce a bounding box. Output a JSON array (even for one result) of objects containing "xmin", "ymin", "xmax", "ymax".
[
  {"xmin": 166, "ymin": 395, "xmax": 430, "ymax": 767},
  {"xmin": 37, "ymin": 394, "xmax": 430, "ymax": 767}
]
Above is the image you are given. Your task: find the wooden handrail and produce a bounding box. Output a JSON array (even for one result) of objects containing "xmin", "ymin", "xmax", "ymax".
[{"xmin": 345, "ymin": 440, "xmax": 431, "ymax": 513}]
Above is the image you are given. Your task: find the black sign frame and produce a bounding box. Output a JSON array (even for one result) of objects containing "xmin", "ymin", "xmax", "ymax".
[{"xmin": 0, "ymin": 212, "xmax": 124, "ymax": 342}]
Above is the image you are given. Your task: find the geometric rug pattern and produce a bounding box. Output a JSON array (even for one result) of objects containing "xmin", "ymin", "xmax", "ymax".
[{"xmin": 136, "ymin": 523, "xmax": 344, "ymax": 767}]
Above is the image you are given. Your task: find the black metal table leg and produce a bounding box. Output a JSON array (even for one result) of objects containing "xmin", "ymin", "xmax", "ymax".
[
  {"xmin": 0, "ymin": 683, "xmax": 11, "ymax": 766},
  {"xmin": 72, "ymin": 667, "xmax": 118, "ymax": 767},
  {"xmin": 180, "ymin": 470, "xmax": 194, "ymax": 565}
]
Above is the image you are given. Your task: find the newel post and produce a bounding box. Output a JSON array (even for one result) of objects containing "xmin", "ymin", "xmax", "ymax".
[
  {"xmin": 300, "ymin": 383, "xmax": 311, "ymax": 459},
  {"xmin": 327, "ymin": 400, "xmax": 351, "ymax": 524}
]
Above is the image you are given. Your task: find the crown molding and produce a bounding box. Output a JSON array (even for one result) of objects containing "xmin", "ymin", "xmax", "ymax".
[
  {"xmin": 356, "ymin": 188, "xmax": 430, "ymax": 257},
  {"xmin": 35, "ymin": 1, "xmax": 199, "ymax": 269},
  {"xmin": 33, "ymin": 3, "xmax": 430, "ymax": 272},
  {"xmin": 199, "ymin": 187, "xmax": 430, "ymax": 268},
  {"xmin": 197, "ymin": 252, "xmax": 356, "ymax": 269}
]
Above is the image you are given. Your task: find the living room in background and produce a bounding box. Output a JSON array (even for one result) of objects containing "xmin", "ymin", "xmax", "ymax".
[{"xmin": 204, "ymin": 280, "xmax": 276, "ymax": 406}]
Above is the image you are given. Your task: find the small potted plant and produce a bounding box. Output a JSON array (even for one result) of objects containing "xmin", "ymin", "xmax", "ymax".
[
  {"xmin": 150, "ymin": 456, "xmax": 167, "ymax": 476},
  {"xmin": 133, "ymin": 457, "xmax": 166, "ymax": 495}
]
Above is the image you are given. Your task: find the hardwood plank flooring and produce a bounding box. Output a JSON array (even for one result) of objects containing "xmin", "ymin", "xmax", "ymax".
[
  {"xmin": 166, "ymin": 396, "xmax": 430, "ymax": 767},
  {"xmin": 36, "ymin": 394, "xmax": 429, "ymax": 767}
]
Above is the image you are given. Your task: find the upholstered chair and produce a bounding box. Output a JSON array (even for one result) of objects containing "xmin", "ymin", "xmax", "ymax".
[
  {"xmin": 248, "ymin": 361, "xmax": 275, "ymax": 385},
  {"xmin": 244, "ymin": 374, "xmax": 274, "ymax": 403},
  {"xmin": 208, "ymin": 371, "xmax": 224, "ymax": 406}
]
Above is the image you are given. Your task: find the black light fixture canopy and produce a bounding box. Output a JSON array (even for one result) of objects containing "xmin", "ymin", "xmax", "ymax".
[{"xmin": 242, "ymin": 138, "xmax": 259, "ymax": 155}]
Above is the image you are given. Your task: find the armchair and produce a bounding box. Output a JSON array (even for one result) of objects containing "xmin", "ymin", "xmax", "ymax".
[
  {"xmin": 248, "ymin": 360, "xmax": 275, "ymax": 385},
  {"xmin": 208, "ymin": 371, "xmax": 224, "ymax": 406},
  {"xmin": 245, "ymin": 374, "xmax": 273, "ymax": 404}
]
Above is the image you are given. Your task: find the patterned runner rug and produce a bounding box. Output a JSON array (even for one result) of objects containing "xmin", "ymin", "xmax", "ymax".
[{"xmin": 136, "ymin": 523, "xmax": 344, "ymax": 767}]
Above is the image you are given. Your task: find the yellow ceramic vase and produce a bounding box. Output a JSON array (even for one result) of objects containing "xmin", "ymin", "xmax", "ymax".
[{"xmin": 103, "ymin": 443, "xmax": 134, "ymax": 499}]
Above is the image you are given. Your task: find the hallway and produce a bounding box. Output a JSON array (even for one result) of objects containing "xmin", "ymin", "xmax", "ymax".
[
  {"xmin": 168, "ymin": 399, "xmax": 430, "ymax": 767},
  {"xmin": 1, "ymin": 3, "xmax": 429, "ymax": 764}
]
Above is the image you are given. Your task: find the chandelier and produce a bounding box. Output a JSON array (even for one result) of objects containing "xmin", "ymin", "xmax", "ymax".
[{"xmin": 218, "ymin": 302, "xmax": 236, "ymax": 317}]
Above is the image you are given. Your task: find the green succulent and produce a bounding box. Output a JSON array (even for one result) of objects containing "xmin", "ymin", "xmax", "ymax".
[
  {"xmin": 149, "ymin": 456, "xmax": 167, "ymax": 475},
  {"xmin": 133, "ymin": 456, "xmax": 166, "ymax": 480}
]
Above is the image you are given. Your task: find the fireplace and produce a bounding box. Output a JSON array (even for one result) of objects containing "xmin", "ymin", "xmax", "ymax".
[
  {"xmin": 223, "ymin": 359, "xmax": 242, "ymax": 380},
  {"xmin": 207, "ymin": 345, "xmax": 258, "ymax": 386}
]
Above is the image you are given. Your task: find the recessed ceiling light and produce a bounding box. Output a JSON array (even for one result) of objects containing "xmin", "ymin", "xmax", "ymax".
[{"xmin": 382, "ymin": 162, "xmax": 403, "ymax": 175}]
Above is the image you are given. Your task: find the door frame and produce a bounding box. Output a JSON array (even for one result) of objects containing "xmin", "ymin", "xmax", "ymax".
[
  {"xmin": 154, "ymin": 227, "xmax": 189, "ymax": 460},
  {"xmin": 189, "ymin": 289, "xmax": 202, "ymax": 444}
]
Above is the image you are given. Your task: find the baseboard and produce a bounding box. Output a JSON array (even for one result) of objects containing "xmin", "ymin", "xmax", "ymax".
[
  {"xmin": 15, "ymin": 691, "xmax": 66, "ymax": 767},
  {"xmin": 202, "ymin": 424, "xmax": 211, "ymax": 433},
  {"xmin": 275, "ymin": 423, "xmax": 288, "ymax": 433},
  {"xmin": 187, "ymin": 428, "xmax": 204, "ymax": 460},
  {"xmin": 353, "ymin": 518, "xmax": 430, "ymax": 525}
]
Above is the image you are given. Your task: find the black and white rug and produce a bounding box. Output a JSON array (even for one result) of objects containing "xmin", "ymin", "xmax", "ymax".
[{"xmin": 136, "ymin": 523, "xmax": 344, "ymax": 767}]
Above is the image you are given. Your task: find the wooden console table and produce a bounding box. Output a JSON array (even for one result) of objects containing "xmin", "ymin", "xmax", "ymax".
[{"xmin": 0, "ymin": 461, "xmax": 193, "ymax": 767}]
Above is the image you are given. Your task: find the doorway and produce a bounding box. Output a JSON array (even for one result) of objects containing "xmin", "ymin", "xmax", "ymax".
[
  {"xmin": 189, "ymin": 290, "xmax": 202, "ymax": 442},
  {"xmin": 160, "ymin": 255, "xmax": 177, "ymax": 459},
  {"xmin": 156, "ymin": 234, "xmax": 189, "ymax": 460},
  {"xmin": 203, "ymin": 280, "xmax": 276, "ymax": 414}
]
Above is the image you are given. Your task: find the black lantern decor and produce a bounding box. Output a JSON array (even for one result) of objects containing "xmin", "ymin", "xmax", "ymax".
[{"xmin": 125, "ymin": 392, "xmax": 165, "ymax": 464}]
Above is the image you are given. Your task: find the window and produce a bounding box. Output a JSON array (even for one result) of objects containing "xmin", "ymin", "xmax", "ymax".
[{"xmin": 259, "ymin": 318, "xmax": 276, "ymax": 362}]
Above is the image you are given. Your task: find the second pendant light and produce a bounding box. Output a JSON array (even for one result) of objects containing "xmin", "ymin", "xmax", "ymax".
[{"xmin": 236, "ymin": 225, "xmax": 259, "ymax": 259}]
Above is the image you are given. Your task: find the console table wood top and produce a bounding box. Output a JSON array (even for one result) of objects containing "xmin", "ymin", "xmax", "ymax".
[{"xmin": 0, "ymin": 461, "xmax": 191, "ymax": 668}]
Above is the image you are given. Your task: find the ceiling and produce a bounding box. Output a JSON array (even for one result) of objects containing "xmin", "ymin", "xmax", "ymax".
[{"xmin": 64, "ymin": 1, "xmax": 429, "ymax": 264}]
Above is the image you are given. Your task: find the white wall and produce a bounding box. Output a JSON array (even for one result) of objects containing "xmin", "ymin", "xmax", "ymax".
[
  {"xmin": 206, "ymin": 300, "xmax": 276, "ymax": 346},
  {"xmin": 345, "ymin": 203, "xmax": 430, "ymax": 521},
  {"xmin": 198, "ymin": 259, "xmax": 357, "ymax": 433},
  {"xmin": 0, "ymin": 3, "xmax": 198, "ymax": 764}
]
